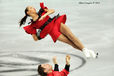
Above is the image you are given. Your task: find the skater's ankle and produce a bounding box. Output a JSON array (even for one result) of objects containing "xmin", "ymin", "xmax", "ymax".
[{"xmin": 82, "ymin": 48, "xmax": 87, "ymax": 51}]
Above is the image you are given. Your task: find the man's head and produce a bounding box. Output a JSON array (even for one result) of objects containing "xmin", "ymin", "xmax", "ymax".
[{"xmin": 38, "ymin": 64, "xmax": 52, "ymax": 76}]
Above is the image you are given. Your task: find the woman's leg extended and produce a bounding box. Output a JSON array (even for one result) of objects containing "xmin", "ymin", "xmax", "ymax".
[
  {"xmin": 57, "ymin": 34, "xmax": 80, "ymax": 50},
  {"xmin": 60, "ymin": 23, "xmax": 84, "ymax": 51}
]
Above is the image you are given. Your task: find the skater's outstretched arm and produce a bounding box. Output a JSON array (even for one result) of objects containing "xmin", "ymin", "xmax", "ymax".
[
  {"xmin": 53, "ymin": 56, "xmax": 59, "ymax": 71},
  {"xmin": 60, "ymin": 55, "xmax": 70, "ymax": 76},
  {"xmin": 65, "ymin": 55, "xmax": 70, "ymax": 72}
]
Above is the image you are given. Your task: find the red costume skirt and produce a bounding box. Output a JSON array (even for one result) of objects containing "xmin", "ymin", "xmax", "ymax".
[{"xmin": 49, "ymin": 14, "xmax": 67, "ymax": 43}]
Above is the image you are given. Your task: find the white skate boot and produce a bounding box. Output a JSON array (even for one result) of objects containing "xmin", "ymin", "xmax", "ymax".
[
  {"xmin": 88, "ymin": 50, "xmax": 98, "ymax": 58},
  {"xmin": 82, "ymin": 48, "xmax": 91, "ymax": 58},
  {"xmin": 82, "ymin": 48, "xmax": 98, "ymax": 59}
]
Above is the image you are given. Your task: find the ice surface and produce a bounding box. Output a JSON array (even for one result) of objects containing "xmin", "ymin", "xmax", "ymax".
[{"xmin": 0, "ymin": 0, "xmax": 114, "ymax": 76}]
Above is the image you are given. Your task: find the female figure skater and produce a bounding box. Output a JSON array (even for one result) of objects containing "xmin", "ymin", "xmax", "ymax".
[
  {"xmin": 37, "ymin": 55, "xmax": 70, "ymax": 76},
  {"xmin": 19, "ymin": 2, "xmax": 98, "ymax": 58}
]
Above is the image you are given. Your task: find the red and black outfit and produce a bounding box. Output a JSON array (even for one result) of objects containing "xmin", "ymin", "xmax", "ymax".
[
  {"xmin": 23, "ymin": 2, "xmax": 67, "ymax": 43},
  {"xmin": 47, "ymin": 64, "xmax": 70, "ymax": 76}
]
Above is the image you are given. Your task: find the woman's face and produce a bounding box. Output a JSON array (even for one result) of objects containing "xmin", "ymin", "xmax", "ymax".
[
  {"xmin": 27, "ymin": 6, "xmax": 36, "ymax": 15},
  {"xmin": 41, "ymin": 64, "xmax": 52, "ymax": 73}
]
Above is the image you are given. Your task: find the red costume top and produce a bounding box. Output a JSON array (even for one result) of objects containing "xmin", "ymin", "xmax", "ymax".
[
  {"xmin": 23, "ymin": 2, "xmax": 67, "ymax": 43},
  {"xmin": 47, "ymin": 69, "xmax": 69, "ymax": 76}
]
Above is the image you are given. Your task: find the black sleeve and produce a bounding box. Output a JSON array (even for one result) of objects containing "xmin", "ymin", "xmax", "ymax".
[
  {"xmin": 65, "ymin": 64, "xmax": 70, "ymax": 72},
  {"xmin": 54, "ymin": 64, "xmax": 59, "ymax": 71}
]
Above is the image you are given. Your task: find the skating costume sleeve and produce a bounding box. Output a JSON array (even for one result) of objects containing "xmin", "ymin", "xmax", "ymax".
[
  {"xmin": 40, "ymin": 2, "xmax": 48, "ymax": 12},
  {"xmin": 59, "ymin": 64, "xmax": 70, "ymax": 76},
  {"xmin": 65, "ymin": 64, "xmax": 70, "ymax": 72},
  {"xmin": 54, "ymin": 64, "xmax": 59, "ymax": 71},
  {"xmin": 37, "ymin": 2, "xmax": 48, "ymax": 20},
  {"xmin": 23, "ymin": 25, "xmax": 36, "ymax": 35}
]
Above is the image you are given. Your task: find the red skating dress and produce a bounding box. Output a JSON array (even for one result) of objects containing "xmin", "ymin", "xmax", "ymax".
[{"xmin": 23, "ymin": 2, "xmax": 67, "ymax": 43}]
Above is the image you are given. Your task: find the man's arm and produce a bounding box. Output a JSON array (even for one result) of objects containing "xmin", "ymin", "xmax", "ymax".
[
  {"xmin": 65, "ymin": 55, "xmax": 70, "ymax": 72},
  {"xmin": 53, "ymin": 56, "xmax": 59, "ymax": 71},
  {"xmin": 59, "ymin": 55, "xmax": 71, "ymax": 76}
]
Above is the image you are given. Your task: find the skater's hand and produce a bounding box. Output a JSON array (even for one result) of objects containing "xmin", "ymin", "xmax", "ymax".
[
  {"xmin": 66, "ymin": 55, "xmax": 70, "ymax": 65},
  {"xmin": 39, "ymin": 9, "xmax": 55, "ymax": 21},
  {"xmin": 53, "ymin": 56, "xmax": 58, "ymax": 64}
]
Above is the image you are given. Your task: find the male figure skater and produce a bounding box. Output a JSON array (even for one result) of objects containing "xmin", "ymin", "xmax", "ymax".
[{"xmin": 38, "ymin": 55, "xmax": 70, "ymax": 76}]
